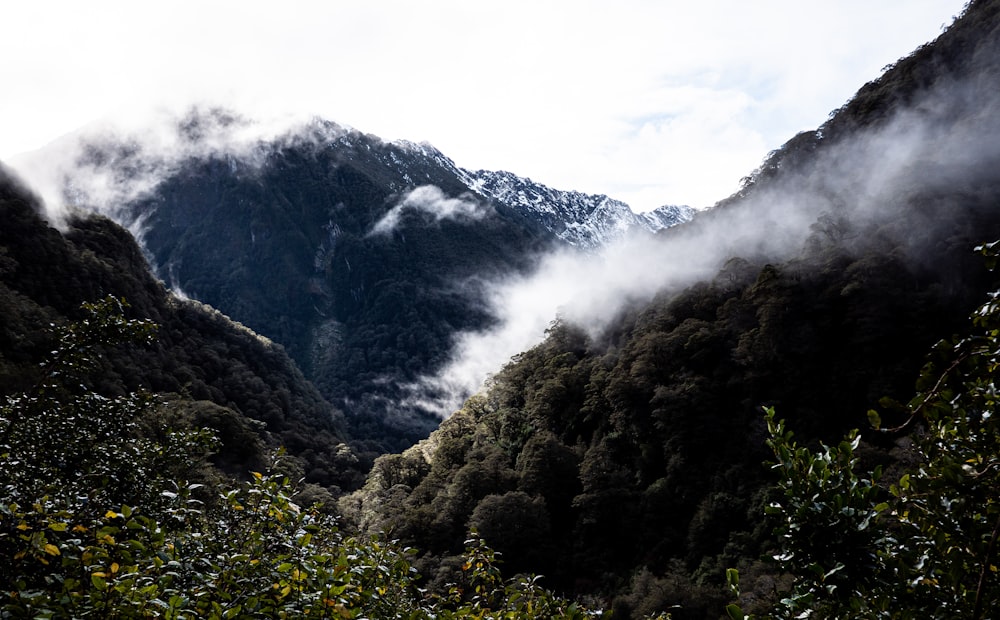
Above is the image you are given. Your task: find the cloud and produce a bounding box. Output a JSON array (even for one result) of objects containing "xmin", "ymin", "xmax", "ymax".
[
  {"xmin": 8, "ymin": 106, "xmax": 335, "ymax": 229},
  {"xmin": 406, "ymin": 63, "xmax": 1000, "ymax": 418},
  {"xmin": 369, "ymin": 185, "xmax": 491, "ymax": 236},
  {"xmin": 1, "ymin": 2, "xmax": 966, "ymax": 213}
]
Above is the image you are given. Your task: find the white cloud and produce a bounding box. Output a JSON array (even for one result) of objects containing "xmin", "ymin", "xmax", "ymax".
[
  {"xmin": 370, "ymin": 186, "xmax": 490, "ymax": 236},
  {"xmin": 9, "ymin": 108, "xmax": 305, "ymax": 227},
  {"xmin": 0, "ymin": 1, "xmax": 967, "ymax": 213}
]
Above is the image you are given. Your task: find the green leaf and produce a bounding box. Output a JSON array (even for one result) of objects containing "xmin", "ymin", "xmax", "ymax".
[
  {"xmin": 867, "ymin": 409, "xmax": 881, "ymax": 430},
  {"xmin": 91, "ymin": 574, "xmax": 108, "ymax": 591},
  {"xmin": 726, "ymin": 567, "xmax": 740, "ymax": 590},
  {"xmin": 725, "ymin": 603, "xmax": 745, "ymax": 619}
]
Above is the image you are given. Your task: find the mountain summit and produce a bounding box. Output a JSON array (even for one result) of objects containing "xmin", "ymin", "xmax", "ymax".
[{"xmin": 459, "ymin": 167, "xmax": 693, "ymax": 249}]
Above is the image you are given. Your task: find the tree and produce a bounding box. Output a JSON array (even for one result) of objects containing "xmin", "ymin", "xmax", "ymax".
[{"xmin": 728, "ymin": 242, "xmax": 1000, "ymax": 619}]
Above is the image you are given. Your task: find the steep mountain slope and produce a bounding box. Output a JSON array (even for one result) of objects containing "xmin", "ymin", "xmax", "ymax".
[
  {"xmin": 108, "ymin": 122, "xmax": 550, "ymax": 453},
  {"xmin": 345, "ymin": 1, "xmax": 1000, "ymax": 617},
  {"xmin": 30, "ymin": 115, "xmax": 692, "ymax": 456},
  {"xmin": 0, "ymin": 163, "xmax": 364, "ymax": 494}
]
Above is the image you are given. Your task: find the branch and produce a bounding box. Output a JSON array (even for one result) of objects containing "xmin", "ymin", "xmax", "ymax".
[
  {"xmin": 973, "ymin": 510, "xmax": 1000, "ymax": 619},
  {"xmin": 881, "ymin": 355, "xmax": 967, "ymax": 434}
]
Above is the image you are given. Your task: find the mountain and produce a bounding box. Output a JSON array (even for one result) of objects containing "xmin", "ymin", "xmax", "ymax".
[
  {"xmin": 341, "ymin": 137, "xmax": 695, "ymax": 249},
  {"xmin": 22, "ymin": 114, "xmax": 691, "ymax": 457},
  {"xmin": 342, "ymin": 1, "xmax": 1000, "ymax": 616},
  {"xmin": 459, "ymin": 167, "xmax": 694, "ymax": 249},
  {"xmin": 0, "ymin": 162, "xmax": 365, "ymax": 495}
]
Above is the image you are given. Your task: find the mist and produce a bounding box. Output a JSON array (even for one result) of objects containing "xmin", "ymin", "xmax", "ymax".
[
  {"xmin": 369, "ymin": 185, "xmax": 491, "ymax": 236},
  {"xmin": 8, "ymin": 106, "xmax": 344, "ymax": 232},
  {"xmin": 406, "ymin": 69, "xmax": 1000, "ymax": 417}
]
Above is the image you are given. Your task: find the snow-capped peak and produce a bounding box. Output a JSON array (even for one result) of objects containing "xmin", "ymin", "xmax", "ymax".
[{"xmin": 460, "ymin": 168, "xmax": 694, "ymax": 249}]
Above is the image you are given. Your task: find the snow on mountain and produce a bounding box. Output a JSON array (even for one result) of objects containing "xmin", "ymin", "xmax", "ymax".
[
  {"xmin": 637, "ymin": 204, "xmax": 698, "ymax": 232},
  {"xmin": 394, "ymin": 140, "xmax": 694, "ymax": 249}
]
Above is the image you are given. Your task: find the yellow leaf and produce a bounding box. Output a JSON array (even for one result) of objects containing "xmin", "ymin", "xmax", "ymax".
[
  {"xmin": 43, "ymin": 544, "xmax": 60, "ymax": 556},
  {"xmin": 105, "ymin": 510, "xmax": 119, "ymax": 520},
  {"xmin": 252, "ymin": 471, "xmax": 263, "ymax": 479},
  {"xmin": 16, "ymin": 523, "xmax": 29, "ymax": 531},
  {"xmin": 111, "ymin": 562, "xmax": 120, "ymax": 574},
  {"xmin": 72, "ymin": 525, "xmax": 88, "ymax": 533}
]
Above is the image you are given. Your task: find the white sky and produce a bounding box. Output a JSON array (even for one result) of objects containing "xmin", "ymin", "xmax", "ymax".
[{"xmin": 1, "ymin": 1, "xmax": 968, "ymax": 212}]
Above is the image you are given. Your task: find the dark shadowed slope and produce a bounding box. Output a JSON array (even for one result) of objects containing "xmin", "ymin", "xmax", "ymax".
[{"xmin": 0, "ymin": 162, "xmax": 365, "ymax": 494}]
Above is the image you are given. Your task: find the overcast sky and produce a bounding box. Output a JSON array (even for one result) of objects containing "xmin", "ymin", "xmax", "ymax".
[{"xmin": 1, "ymin": 1, "xmax": 969, "ymax": 212}]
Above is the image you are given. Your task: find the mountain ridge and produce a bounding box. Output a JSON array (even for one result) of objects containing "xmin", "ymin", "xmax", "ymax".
[{"xmin": 387, "ymin": 138, "xmax": 695, "ymax": 248}]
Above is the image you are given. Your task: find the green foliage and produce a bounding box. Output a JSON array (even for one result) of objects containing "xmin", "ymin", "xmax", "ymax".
[
  {"xmin": 0, "ymin": 296, "xmax": 210, "ymax": 510},
  {"xmin": 752, "ymin": 409, "xmax": 887, "ymax": 617},
  {"xmin": 730, "ymin": 245, "xmax": 1000, "ymax": 618},
  {"xmin": 2, "ymin": 456, "xmax": 617, "ymax": 618}
]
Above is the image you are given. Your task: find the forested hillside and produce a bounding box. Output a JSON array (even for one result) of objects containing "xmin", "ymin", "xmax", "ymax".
[
  {"xmin": 345, "ymin": 1, "xmax": 1000, "ymax": 617},
  {"xmin": 0, "ymin": 164, "xmax": 364, "ymax": 495}
]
